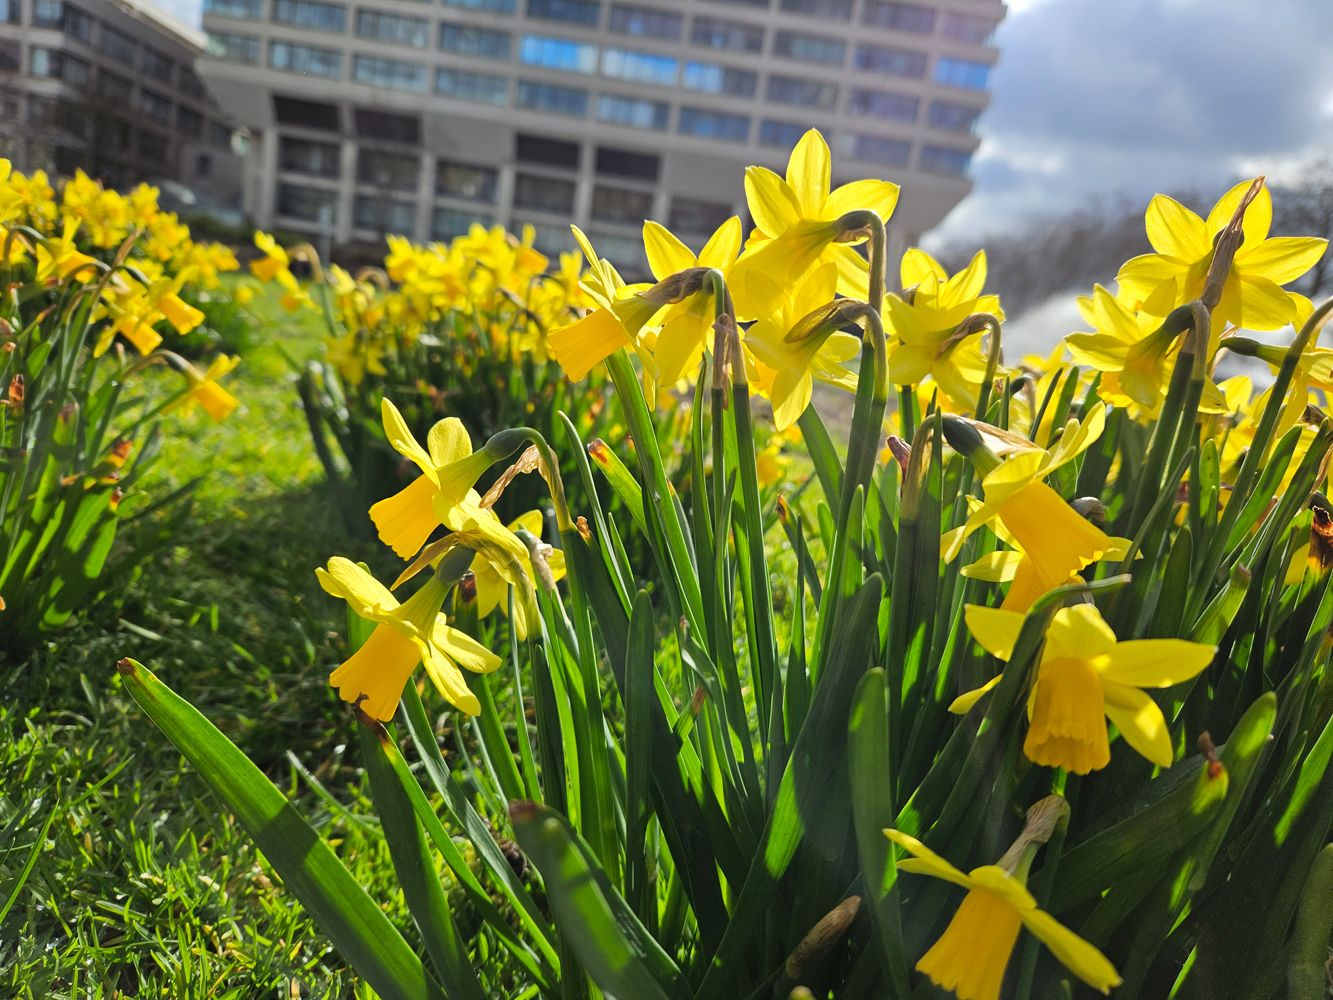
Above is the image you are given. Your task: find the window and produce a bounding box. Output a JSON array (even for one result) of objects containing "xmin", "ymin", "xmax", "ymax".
[
  {"xmin": 943, "ymin": 12, "xmax": 996, "ymax": 44},
  {"xmin": 98, "ymin": 118, "xmax": 131, "ymax": 149},
  {"xmin": 690, "ymin": 16, "xmax": 761, "ymax": 53},
  {"xmin": 519, "ymin": 35, "xmax": 597, "ymax": 73},
  {"xmin": 513, "ymin": 172, "xmax": 576, "ymax": 213},
  {"xmin": 354, "ymin": 108, "xmax": 419, "ymax": 141},
  {"xmin": 358, "ymin": 148, "xmax": 418, "ymax": 189},
  {"xmin": 844, "ymin": 132, "xmax": 910, "ymax": 166},
  {"xmin": 211, "ymin": 121, "xmax": 236, "ymax": 148},
  {"xmin": 142, "ymin": 48, "xmax": 172, "ymax": 83},
  {"xmin": 274, "ymin": 94, "xmax": 341, "ymax": 130},
  {"xmin": 65, "ymin": 2, "xmax": 90, "ymax": 37},
  {"xmin": 54, "ymin": 99, "xmax": 86, "ymax": 134},
  {"xmin": 608, "ymin": 4, "xmax": 679, "ymax": 39},
  {"xmin": 138, "ymin": 130, "xmax": 168, "ymax": 162},
  {"xmin": 196, "ymin": 153, "xmax": 212, "ymax": 177},
  {"xmin": 855, "ymin": 44, "xmax": 926, "ymax": 77},
  {"xmin": 436, "ymin": 159, "xmax": 496, "ymax": 201},
  {"xmin": 208, "ymin": 31, "xmax": 260, "ymax": 62},
  {"xmin": 934, "ymin": 57, "xmax": 990, "ymax": 90},
  {"xmin": 848, "ymin": 88, "xmax": 917, "ymax": 122},
  {"xmin": 277, "ymin": 182, "xmax": 338, "ymax": 221},
  {"xmin": 439, "ymin": 23, "xmax": 510, "ymax": 58},
  {"xmin": 280, "ymin": 135, "xmax": 341, "ymax": 175},
  {"xmin": 270, "ymin": 41, "xmax": 343, "ymax": 78},
  {"xmin": 681, "ymin": 60, "xmax": 756, "ymax": 96},
  {"xmin": 517, "ymin": 133, "xmax": 579, "ymax": 167},
  {"xmin": 31, "ymin": 0, "xmax": 61, "ymax": 28},
  {"xmin": 98, "ymin": 70, "xmax": 133, "ymax": 101},
  {"xmin": 525, "ymin": 0, "xmax": 599, "ymax": 25},
  {"xmin": 595, "ymin": 146, "xmax": 656, "ymax": 179},
  {"xmin": 919, "ymin": 144, "xmax": 971, "ymax": 175},
  {"xmin": 678, "ymin": 107, "xmax": 749, "ymax": 142},
  {"xmin": 773, "ymin": 30, "xmax": 844, "ymax": 65},
  {"xmin": 30, "ymin": 47, "xmax": 88, "ymax": 86},
  {"xmin": 861, "ymin": 1, "xmax": 934, "ymax": 33},
  {"xmin": 765, "ymin": 74, "xmax": 836, "ymax": 109},
  {"xmin": 927, "ymin": 100, "xmax": 980, "ymax": 133},
  {"xmin": 35, "ymin": 1, "xmax": 91, "ymax": 38},
  {"xmin": 357, "ymin": 10, "xmax": 426, "ymax": 46},
  {"xmin": 590, "ymin": 184, "xmax": 651, "ymax": 224},
  {"xmin": 585, "ymin": 229, "xmax": 645, "ymax": 273},
  {"xmin": 353, "ymin": 54, "xmax": 426, "ymax": 90},
  {"xmin": 180, "ymin": 70, "xmax": 207, "ymax": 98},
  {"xmin": 701, "ymin": 0, "xmax": 767, "ymax": 6},
  {"xmin": 355, "ymin": 195, "xmax": 415, "ymax": 233},
  {"xmin": 436, "ymin": 68, "xmax": 508, "ymax": 103},
  {"xmin": 0, "ymin": 0, "xmax": 18, "ymax": 23},
  {"xmin": 177, "ymin": 106, "xmax": 204, "ymax": 137},
  {"xmin": 670, "ymin": 195, "xmax": 731, "ymax": 234},
  {"xmin": 518, "ymin": 220, "xmax": 575, "ymax": 254},
  {"xmin": 99, "ymin": 24, "xmax": 135, "ymax": 62},
  {"xmin": 601, "ymin": 48, "xmax": 677, "ymax": 85},
  {"xmin": 27, "ymin": 93, "xmax": 57, "ymax": 125},
  {"xmin": 759, "ymin": 119, "xmax": 807, "ymax": 148},
  {"xmin": 273, "ymin": 0, "xmax": 345, "ymax": 30},
  {"xmin": 597, "ymin": 94, "xmax": 668, "ymax": 130},
  {"xmin": 140, "ymin": 89, "xmax": 171, "ymax": 123},
  {"xmin": 443, "ymin": 0, "xmax": 513, "ymax": 11},
  {"xmin": 778, "ymin": 0, "xmax": 851, "ymax": 19},
  {"xmin": 433, "ymin": 207, "xmax": 491, "ymax": 240},
  {"xmin": 0, "ymin": 41, "xmax": 18, "ymax": 70},
  {"xmin": 516, "ymin": 80, "xmax": 588, "ymax": 116},
  {"xmin": 204, "ymin": 0, "xmax": 263, "ymax": 17}
]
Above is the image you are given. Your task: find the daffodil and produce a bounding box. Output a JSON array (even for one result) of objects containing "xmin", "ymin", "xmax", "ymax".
[
  {"xmin": 883, "ymin": 249, "xmax": 1005, "ymax": 412},
  {"xmin": 325, "ymin": 331, "xmax": 387, "ymax": 386},
  {"xmin": 35, "ymin": 219, "xmax": 99, "ymax": 283},
  {"xmin": 884, "ymin": 829, "xmax": 1120, "ymax": 1000},
  {"xmin": 318, "ymin": 554, "xmax": 500, "ymax": 719},
  {"xmin": 250, "ymin": 230, "xmax": 291, "ymax": 284},
  {"xmin": 641, "ymin": 217, "xmax": 742, "ymax": 384},
  {"xmin": 953, "ymin": 603, "xmax": 1215, "ymax": 773},
  {"xmin": 756, "ymin": 439, "xmax": 790, "ymax": 486},
  {"xmin": 1117, "ymin": 180, "xmax": 1327, "ymax": 331},
  {"xmin": 472, "ymin": 509, "xmax": 566, "ymax": 638},
  {"xmin": 742, "ymin": 263, "xmax": 860, "ymax": 431},
  {"xmin": 165, "ymin": 355, "xmax": 241, "ymax": 422},
  {"xmin": 730, "ymin": 129, "xmax": 899, "ymax": 322}
]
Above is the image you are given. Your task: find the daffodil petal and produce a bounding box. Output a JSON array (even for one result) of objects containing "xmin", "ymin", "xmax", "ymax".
[
  {"xmin": 948, "ymin": 675, "xmax": 1001, "ymax": 714},
  {"xmin": 1240, "ymin": 236, "xmax": 1328, "ymax": 286},
  {"xmin": 1102, "ymin": 680, "xmax": 1174, "ymax": 768},
  {"xmin": 1144, "ymin": 194, "xmax": 1209, "ymax": 260},
  {"xmin": 643, "ymin": 221, "xmax": 698, "ymax": 281},
  {"xmin": 963, "ymin": 604, "xmax": 1024, "ymax": 661},
  {"xmin": 884, "ymin": 830, "xmax": 973, "ymax": 890},
  {"xmin": 1018, "ymin": 908, "xmax": 1123, "ymax": 994},
  {"xmin": 381, "ymin": 398, "xmax": 434, "ymax": 475},
  {"xmin": 317, "ymin": 556, "xmax": 400, "ymax": 618},
  {"xmin": 1095, "ymin": 639, "xmax": 1215, "ymax": 687}
]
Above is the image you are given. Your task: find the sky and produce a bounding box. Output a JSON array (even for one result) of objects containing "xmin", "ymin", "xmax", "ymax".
[{"xmin": 927, "ymin": 0, "xmax": 1333, "ymax": 245}]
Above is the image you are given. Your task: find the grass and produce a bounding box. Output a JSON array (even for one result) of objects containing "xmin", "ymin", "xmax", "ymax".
[{"xmin": 0, "ymin": 285, "xmax": 406, "ymax": 999}]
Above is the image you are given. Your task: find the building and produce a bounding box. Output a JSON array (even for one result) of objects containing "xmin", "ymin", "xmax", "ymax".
[
  {"xmin": 0, "ymin": 0, "xmax": 245, "ymax": 204},
  {"xmin": 199, "ymin": 0, "xmax": 1004, "ymax": 273}
]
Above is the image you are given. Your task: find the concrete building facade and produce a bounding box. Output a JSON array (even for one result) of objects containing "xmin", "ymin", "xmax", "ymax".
[
  {"xmin": 200, "ymin": 0, "xmax": 1004, "ymax": 272},
  {"xmin": 0, "ymin": 0, "xmax": 247, "ymax": 202}
]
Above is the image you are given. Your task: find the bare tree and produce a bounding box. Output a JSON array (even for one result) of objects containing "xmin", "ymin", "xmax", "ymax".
[{"xmin": 1270, "ymin": 159, "xmax": 1333, "ymax": 299}]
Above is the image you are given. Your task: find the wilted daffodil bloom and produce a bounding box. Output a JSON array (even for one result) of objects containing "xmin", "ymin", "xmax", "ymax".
[
  {"xmin": 368, "ymin": 399, "xmax": 521, "ymax": 559},
  {"xmin": 730, "ymin": 129, "xmax": 899, "ymax": 322},
  {"xmin": 164, "ymin": 355, "xmax": 241, "ymax": 422},
  {"xmin": 742, "ymin": 262, "xmax": 861, "ymax": 430},
  {"xmin": 954, "ymin": 603, "xmax": 1216, "ymax": 773},
  {"xmin": 1117, "ymin": 180, "xmax": 1327, "ymax": 331},
  {"xmin": 641, "ymin": 217, "xmax": 742, "ymax": 384},
  {"xmin": 884, "ymin": 828, "xmax": 1120, "ymax": 1000},
  {"xmin": 883, "ymin": 249, "xmax": 1004, "ymax": 412},
  {"xmin": 318, "ymin": 550, "xmax": 501, "ymax": 720}
]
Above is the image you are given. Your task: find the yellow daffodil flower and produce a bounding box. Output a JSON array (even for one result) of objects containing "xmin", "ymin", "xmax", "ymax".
[
  {"xmin": 368, "ymin": 400, "xmax": 498, "ymax": 559},
  {"xmin": 742, "ymin": 262, "xmax": 860, "ymax": 430},
  {"xmin": 883, "ymin": 249, "xmax": 1005, "ymax": 412},
  {"xmin": 165, "ymin": 355, "xmax": 241, "ymax": 422},
  {"xmin": 472, "ymin": 509, "xmax": 566, "ymax": 638},
  {"xmin": 884, "ymin": 829, "xmax": 1121, "ymax": 1000},
  {"xmin": 318, "ymin": 555, "xmax": 500, "ymax": 719},
  {"xmin": 1117, "ymin": 180, "xmax": 1327, "ymax": 331},
  {"xmin": 730, "ymin": 129, "xmax": 898, "ymax": 322},
  {"xmin": 756, "ymin": 439, "xmax": 790, "ymax": 486},
  {"xmin": 35, "ymin": 219, "xmax": 99, "ymax": 284},
  {"xmin": 641, "ymin": 217, "xmax": 742, "ymax": 384},
  {"xmin": 250, "ymin": 231, "xmax": 291, "ymax": 283},
  {"xmin": 953, "ymin": 603, "xmax": 1215, "ymax": 773}
]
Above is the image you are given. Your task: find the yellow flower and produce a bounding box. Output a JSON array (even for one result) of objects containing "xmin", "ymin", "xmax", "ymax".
[
  {"xmin": 953, "ymin": 604, "xmax": 1215, "ymax": 773},
  {"xmin": 471, "ymin": 509, "xmax": 566, "ymax": 639},
  {"xmin": 367, "ymin": 399, "xmax": 495, "ymax": 559},
  {"xmin": 1117, "ymin": 180, "xmax": 1327, "ymax": 331},
  {"xmin": 165, "ymin": 355, "xmax": 241, "ymax": 422},
  {"xmin": 35, "ymin": 219, "xmax": 99, "ymax": 283},
  {"xmin": 730, "ymin": 129, "xmax": 899, "ymax": 322},
  {"xmin": 641, "ymin": 216, "xmax": 742, "ymax": 384},
  {"xmin": 318, "ymin": 555, "xmax": 500, "ymax": 719},
  {"xmin": 742, "ymin": 262, "xmax": 861, "ymax": 430},
  {"xmin": 884, "ymin": 829, "xmax": 1121, "ymax": 1000},
  {"xmin": 325, "ymin": 331, "xmax": 386, "ymax": 386},
  {"xmin": 883, "ymin": 249, "xmax": 1005, "ymax": 412},
  {"xmin": 250, "ymin": 231, "xmax": 291, "ymax": 283},
  {"xmin": 756, "ymin": 440, "xmax": 790, "ymax": 486}
]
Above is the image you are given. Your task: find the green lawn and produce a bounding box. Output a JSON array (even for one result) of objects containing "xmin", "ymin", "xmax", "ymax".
[{"xmin": 0, "ymin": 287, "xmax": 405, "ymax": 999}]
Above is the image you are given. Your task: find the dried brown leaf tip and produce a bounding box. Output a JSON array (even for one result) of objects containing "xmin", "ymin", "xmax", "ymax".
[
  {"xmin": 1311, "ymin": 506, "xmax": 1333, "ymax": 572},
  {"xmin": 481, "ymin": 444, "xmax": 542, "ymax": 509},
  {"xmin": 576, "ymin": 516, "xmax": 592, "ymax": 541}
]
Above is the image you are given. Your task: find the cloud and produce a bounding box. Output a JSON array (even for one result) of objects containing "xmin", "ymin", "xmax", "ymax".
[{"xmin": 929, "ymin": 0, "xmax": 1333, "ymax": 245}]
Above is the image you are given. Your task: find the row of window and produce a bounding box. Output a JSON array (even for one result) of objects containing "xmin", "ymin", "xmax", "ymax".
[
  {"xmin": 14, "ymin": 91, "xmax": 232, "ymax": 159},
  {"xmin": 208, "ymin": 0, "xmax": 996, "ymax": 44},
  {"xmin": 4, "ymin": 0, "xmax": 202, "ymax": 90}
]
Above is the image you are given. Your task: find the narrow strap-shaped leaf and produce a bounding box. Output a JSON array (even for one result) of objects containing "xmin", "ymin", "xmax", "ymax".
[{"xmin": 624, "ymin": 589, "xmax": 655, "ymax": 924}]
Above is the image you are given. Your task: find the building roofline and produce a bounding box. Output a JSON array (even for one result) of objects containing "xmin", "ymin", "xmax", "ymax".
[{"xmin": 110, "ymin": 0, "xmax": 208, "ymax": 54}]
